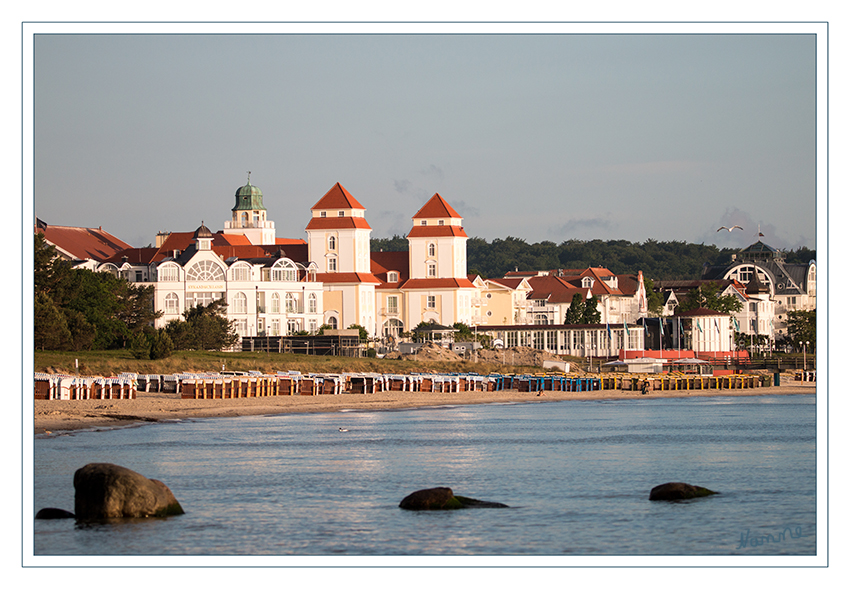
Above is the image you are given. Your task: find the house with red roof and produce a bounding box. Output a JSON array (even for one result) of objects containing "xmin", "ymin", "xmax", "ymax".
[{"xmin": 35, "ymin": 218, "xmax": 132, "ymax": 267}]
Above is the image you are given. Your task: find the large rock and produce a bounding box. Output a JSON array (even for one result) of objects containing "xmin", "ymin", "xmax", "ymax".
[
  {"xmin": 649, "ymin": 482, "xmax": 718, "ymax": 501},
  {"xmin": 74, "ymin": 463, "xmax": 184, "ymax": 519},
  {"xmin": 399, "ymin": 487, "xmax": 508, "ymax": 510}
]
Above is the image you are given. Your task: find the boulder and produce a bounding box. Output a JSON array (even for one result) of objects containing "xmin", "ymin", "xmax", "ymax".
[
  {"xmin": 35, "ymin": 507, "xmax": 75, "ymax": 519},
  {"xmin": 399, "ymin": 487, "xmax": 508, "ymax": 510},
  {"xmin": 74, "ymin": 463, "xmax": 184, "ymax": 519},
  {"xmin": 649, "ymin": 482, "xmax": 718, "ymax": 501}
]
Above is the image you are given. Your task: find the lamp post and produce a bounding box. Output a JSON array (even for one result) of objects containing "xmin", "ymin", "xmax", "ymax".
[{"xmin": 799, "ymin": 340, "xmax": 809, "ymax": 371}]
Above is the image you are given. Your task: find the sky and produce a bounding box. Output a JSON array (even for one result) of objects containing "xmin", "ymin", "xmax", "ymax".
[{"xmin": 32, "ymin": 25, "xmax": 818, "ymax": 251}]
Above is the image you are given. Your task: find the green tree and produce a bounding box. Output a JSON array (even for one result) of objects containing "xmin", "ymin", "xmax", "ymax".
[
  {"xmin": 644, "ymin": 276, "xmax": 664, "ymax": 316},
  {"xmin": 166, "ymin": 299, "xmax": 238, "ymax": 351},
  {"xmin": 582, "ymin": 293, "xmax": 601, "ymax": 324},
  {"xmin": 786, "ymin": 310, "xmax": 816, "ymax": 351},
  {"xmin": 564, "ymin": 293, "xmax": 584, "ymax": 324},
  {"xmin": 678, "ymin": 282, "xmax": 743, "ymax": 314},
  {"xmin": 34, "ymin": 292, "xmax": 71, "ymax": 350}
]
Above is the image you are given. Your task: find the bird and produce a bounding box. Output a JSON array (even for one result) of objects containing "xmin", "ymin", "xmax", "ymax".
[
  {"xmin": 338, "ymin": 427, "xmax": 349, "ymax": 432},
  {"xmin": 716, "ymin": 225, "xmax": 743, "ymax": 232}
]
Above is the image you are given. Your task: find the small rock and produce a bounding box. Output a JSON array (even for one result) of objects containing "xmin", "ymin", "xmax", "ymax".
[
  {"xmin": 399, "ymin": 487, "xmax": 508, "ymax": 510},
  {"xmin": 649, "ymin": 482, "xmax": 718, "ymax": 501},
  {"xmin": 35, "ymin": 507, "xmax": 75, "ymax": 519}
]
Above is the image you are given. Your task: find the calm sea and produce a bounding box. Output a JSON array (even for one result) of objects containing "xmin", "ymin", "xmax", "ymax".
[{"xmin": 32, "ymin": 394, "xmax": 816, "ymax": 557}]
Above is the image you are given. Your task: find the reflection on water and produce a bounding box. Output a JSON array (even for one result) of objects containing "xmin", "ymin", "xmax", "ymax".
[{"xmin": 33, "ymin": 395, "xmax": 816, "ymax": 556}]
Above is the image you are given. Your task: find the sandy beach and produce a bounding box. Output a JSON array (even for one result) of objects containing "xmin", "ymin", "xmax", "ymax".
[{"xmin": 33, "ymin": 379, "xmax": 816, "ymax": 436}]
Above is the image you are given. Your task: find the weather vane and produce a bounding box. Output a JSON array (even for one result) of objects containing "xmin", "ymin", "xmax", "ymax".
[{"xmin": 247, "ymin": 171, "xmax": 251, "ymax": 184}]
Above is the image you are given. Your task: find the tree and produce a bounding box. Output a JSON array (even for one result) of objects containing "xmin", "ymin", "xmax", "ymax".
[
  {"xmin": 582, "ymin": 294, "xmax": 601, "ymax": 324},
  {"xmin": 786, "ymin": 310, "xmax": 816, "ymax": 352},
  {"xmin": 34, "ymin": 292, "xmax": 71, "ymax": 350},
  {"xmin": 679, "ymin": 282, "xmax": 743, "ymax": 314},
  {"xmin": 644, "ymin": 276, "xmax": 664, "ymax": 316},
  {"xmin": 564, "ymin": 293, "xmax": 584, "ymax": 324},
  {"xmin": 166, "ymin": 299, "xmax": 238, "ymax": 351}
]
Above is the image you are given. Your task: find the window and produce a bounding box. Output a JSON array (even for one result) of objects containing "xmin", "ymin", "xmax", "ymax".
[
  {"xmin": 232, "ymin": 292, "xmax": 247, "ymax": 314},
  {"xmin": 234, "ymin": 319, "xmax": 248, "ymax": 336},
  {"xmin": 269, "ymin": 319, "xmax": 280, "ymax": 336},
  {"xmin": 188, "ymin": 291, "xmax": 221, "ymax": 308},
  {"xmin": 271, "ymin": 259, "xmax": 297, "ymax": 282},
  {"xmin": 165, "ymin": 293, "xmax": 179, "ymax": 314},
  {"xmin": 328, "ymin": 257, "xmax": 337, "ymax": 272},
  {"xmin": 287, "ymin": 319, "xmax": 299, "ymax": 334},
  {"xmin": 338, "ymin": 211, "xmax": 344, "ymax": 217},
  {"xmin": 270, "ymin": 292, "xmax": 280, "ymax": 314},
  {"xmin": 535, "ymin": 299, "xmax": 545, "ymax": 307},
  {"xmin": 750, "ymin": 302, "xmax": 758, "ymax": 312},
  {"xmin": 438, "ymin": 220, "xmax": 444, "ymax": 226},
  {"xmin": 383, "ymin": 318, "xmax": 404, "ymax": 339},
  {"xmin": 582, "ymin": 277, "xmax": 594, "ymax": 288},
  {"xmin": 327, "ymin": 316, "xmax": 338, "ymax": 329},
  {"xmin": 427, "ymin": 262, "xmax": 436, "ymax": 278},
  {"xmin": 308, "ymin": 293, "xmax": 317, "ymax": 314},
  {"xmin": 387, "ymin": 295, "xmax": 399, "ymax": 314},
  {"xmin": 387, "ymin": 271, "xmax": 399, "ymax": 283},
  {"xmin": 328, "ymin": 236, "xmax": 336, "ymax": 251},
  {"xmin": 320, "ymin": 211, "xmax": 327, "ymax": 218},
  {"xmin": 507, "ymin": 331, "xmax": 518, "ymax": 347},
  {"xmin": 428, "ymin": 243, "xmax": 436, "ymax": 257},
  {"xmin": 420, "ymin": 220, "xmax": 427, "ymax": 225},
  {"xmin": 426, "ymin": 295, "xmax": 436, "ymax": 309},
  {"xmin": 231, "ymin": 265, "xmax": 250, "ymax": 281},
  {"xmin": 285, "ymin": 293, "xmax": 295, "ymax": 313},
  {"xmin": 308, "ymin": 319, "xmax": 318, "ymax": 333},
  {"xmin": 187, "ymin": 260, "xmax": 225, "ymax": 281}
]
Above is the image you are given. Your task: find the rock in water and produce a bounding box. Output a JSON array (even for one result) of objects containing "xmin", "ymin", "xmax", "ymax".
[
  {"xmin": 649, "ymin": 482, "xmax": 718, "ymax": 501},
  {"xmin": 74, "ymin": 463, "xmax": 184, "ymax": 519},
  {"xmin": 399, "ymin": 487, "xmax": 508, "ymax": 510},
  {"xmin": 35, "ymin": 507, "xmax": 75, "ymax": 519}
]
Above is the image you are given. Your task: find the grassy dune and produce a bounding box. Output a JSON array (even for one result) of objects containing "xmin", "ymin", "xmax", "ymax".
[{"xmin": 33, "ymin": 349, "xmax": 543, "ymax": 378}]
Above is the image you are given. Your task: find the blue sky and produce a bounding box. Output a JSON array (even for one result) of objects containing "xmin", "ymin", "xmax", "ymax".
[{"xmin": 33, "ymin": 26, "xmax": 818, "ymax": 251}]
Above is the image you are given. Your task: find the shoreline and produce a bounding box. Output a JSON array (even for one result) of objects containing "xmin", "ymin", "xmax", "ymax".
[{"xmin": 33, "ymin": 382, "xmax": 817, "ymax": 436}]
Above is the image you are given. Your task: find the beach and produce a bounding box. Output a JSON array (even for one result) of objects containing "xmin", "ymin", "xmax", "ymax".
[{"xmin": 33, "ymin": 379, "xmax": 816, "ymax": 436}]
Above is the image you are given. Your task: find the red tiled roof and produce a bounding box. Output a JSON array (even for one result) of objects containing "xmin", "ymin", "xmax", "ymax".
[
  {"xmin": 276, "ymin": 237, "xmax": 307, "ymax": 245},
  {"xmin": 412, "ymin": 193, "xmax": 462, "ymax": 219},
  {"xmin": 311, "ymin": 183, "xmax": 366, "ymax": 211},
  {"xmin": 486, "ymin": 277, "xmax": 528, "ymax": 289},
  {"xmin": 401, "ymin": 278, "xmax": 476, "ymax": 289},
  {"xmin": 371, "ymin": 251, "xmax": 410, "ymax": 289},
  {"xmin": 406, "ymin": 225, "xmax": 468, "ymax": 238},
  {"xmin": 220, "ymin": 234, "xmax": 252, "ymax": 246},
  {"xmin": 305, "ymin": 216, "xmax": 372, "ymax": 231},
  {"xmin": 314, "ymin": 272, "xmax": 382, "ymax": 285},
  {"xmin": 103, "ymin": 247, "xmax": 160, "ymax": 266},
  {"xmin": 37, "ymin": 224, "xmax": 132, "ymax": 262}
]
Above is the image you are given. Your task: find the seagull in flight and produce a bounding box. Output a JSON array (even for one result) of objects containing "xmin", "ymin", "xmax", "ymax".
[{"xmin": 717, "ymin": 225, "xmax": 744, "ymax": 232}]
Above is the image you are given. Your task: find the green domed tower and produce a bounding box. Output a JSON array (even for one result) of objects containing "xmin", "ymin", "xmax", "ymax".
[{"xmin": 223, "ymin": 172, "xmax": 276, "ymax": 245}]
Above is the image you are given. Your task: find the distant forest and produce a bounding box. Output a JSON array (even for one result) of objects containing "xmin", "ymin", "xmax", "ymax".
[{"xmin": 370, "ymin": 236, "xmax": 816, "ymax": 281}]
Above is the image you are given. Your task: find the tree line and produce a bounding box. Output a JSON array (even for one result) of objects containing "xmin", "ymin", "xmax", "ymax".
[{"xmin": 371, "ymin": 235, "xmax": 815, "ymax": 280}]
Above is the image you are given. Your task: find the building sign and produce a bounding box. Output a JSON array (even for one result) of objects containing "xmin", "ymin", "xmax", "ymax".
[{"xmin": 187, "ymin": 282, "xmax": 226, "ymax": 291}]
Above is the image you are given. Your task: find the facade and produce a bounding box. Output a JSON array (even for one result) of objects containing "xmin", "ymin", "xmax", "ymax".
[{"xmin": 701, "ymin": 240, "xmax": 816, "ymax": 340}]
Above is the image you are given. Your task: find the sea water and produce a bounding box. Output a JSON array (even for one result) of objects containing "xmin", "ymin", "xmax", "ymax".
[{"xmin": 32, "ymin": 394, "xmax": 816, "ymax": 556}]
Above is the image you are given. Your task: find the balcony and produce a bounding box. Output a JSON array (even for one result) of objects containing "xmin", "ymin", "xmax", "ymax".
[{"xmin": 381, "ymin": 307, "xmax": 400, "ymax": 316}]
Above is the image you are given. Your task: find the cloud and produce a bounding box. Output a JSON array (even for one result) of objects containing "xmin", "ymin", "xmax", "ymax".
[
  {"xmin": 698, "ymin": 208, "xmax": 786, "ymax": 249},
  {"xmin": 393, "ymin": 179, "xmax": 411, "ymax": 194},
  {"xmin": 549, "ymin": 216, "xmax": 614, "ymax": 239},
  {"xmin": 420, "ymin": 164, "xmax": 444, "ymax": 182}
]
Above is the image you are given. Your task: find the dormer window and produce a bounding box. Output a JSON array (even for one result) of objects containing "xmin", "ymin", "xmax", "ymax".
[
  {"xmin": 582, "ymin": 277, "xmax": 594, "ymax": 288},
  {"xmin": 421, "ymin": 220, "xmax": 427, "ymax": 225},
  {"xmin": 320, "ymin": 211, "xmax": 327, "ymax": 218},
  {"xmin": 388, "ymin": 271, "xmax": 399, "ymax": 283},
  {"xmin": 338, "ymin": 211, "xmax": 344, "ymax": 217},
  {"xmin": 438, "ymin": 220, "xmax": 444, "ymax": 226}
]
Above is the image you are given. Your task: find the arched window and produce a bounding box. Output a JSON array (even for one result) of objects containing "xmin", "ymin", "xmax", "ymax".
[
  {"xmin": 230, "ymin": 263, "xmax": 250, "ymax": 282},
  {"xmin": 285, "ymin": 293, "xmax": 295, "ymax": 313},
  {"xmin": 158, "ymin": 264, "xmax": 179, "ymax": 282},
  {"xmin": 387, "ymin": 271, "xmax": 399, "ymax": 283},
  {"xmin": 328, "ymin": 235, "xmax": 337, "ymax": 251},
  {"xmin": 581, "ymin": 277, "xmax": 594, "ymax": 288},
  {"xmin": 241, "ymin": 212, "xmax": 249, "ymax": 227},
  {"xmin": 187, "ymin": 260, "xmax": 225, "ymax": 281},
  {"xmin": 308, "ymin": 292, "xmax": 317, "ymax": 314},
  {"xmin": 165, "ymin": 292, "xmax": 179, "ymax": 314},
  {"xmin": 271, "ymin": 259, "xmax": 298, "ymax": 282},
  {"xmin": 428, "ymin": 243, "xmax": 436, "ymax": 257},
  {"xmin": 327, "ymin": 316, "xmax": 338, "ymax": 330},
  {"xmin": 232, "ymin": 292, "xmax": 247, "ymax": 314},
  {"xmin": 270, "ymin": 292, "xmax": 280, "ymax": 314}
]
